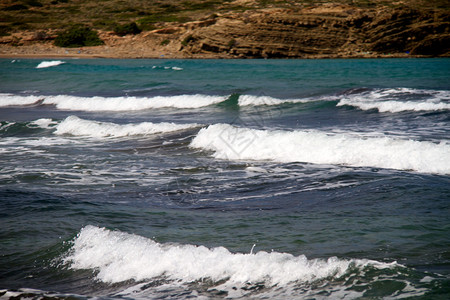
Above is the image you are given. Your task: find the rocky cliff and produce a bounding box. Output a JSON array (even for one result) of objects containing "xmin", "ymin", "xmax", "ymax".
[
  {"xmin": 168, "ymin": 4, "xmax": 450, "ymax": 58},
  {"xmin": 1, "ymin": 2, "xmax": 449, "ymax": 58}
]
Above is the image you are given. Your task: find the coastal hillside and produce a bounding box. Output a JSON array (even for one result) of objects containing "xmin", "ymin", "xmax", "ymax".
[{"xmin": 0, "ymin": 0, "xmax": 449, "ymax": 58}]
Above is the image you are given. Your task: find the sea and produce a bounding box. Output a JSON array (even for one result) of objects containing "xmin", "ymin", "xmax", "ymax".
[{"xmin": 0, "ymin": 58, "xmax": 449, "ymax": 299}]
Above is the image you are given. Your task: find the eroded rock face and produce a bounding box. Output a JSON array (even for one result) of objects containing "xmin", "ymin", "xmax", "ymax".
[
  {"xmin": 1, "ymin": 3, "xmax": 448, "ymax": 58},
  {"xmin": 175, "ymin": 4, "xmax": 450, "ymax": 58}
]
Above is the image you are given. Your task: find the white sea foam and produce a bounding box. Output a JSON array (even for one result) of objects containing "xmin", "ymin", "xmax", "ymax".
[
  {"xmin": 0, "ymin": 121, "xmax": 15, "ymax": 131},
  {"xmin": 0, "ymin": 93, "xmax": 313, "ymax": 110},
  {"xmin": 0, "ymin": 94, "xmax": 227, "ymax": 110},
  {"xmin": 55, "ymin": 116, "xmax": 199, "ymax": 138},
  {"xmin": 65, "ymin": 225, "xmax": 395, "ymax": 287},
  {"xmin": 44, "ymin": 94, "xmax": 226, "ymax": 110},
  {"xmin": 337, "ymin": 88, "xmax": 450, "ymax": 112},
  {"xmin": 152, "ymin": 65, "xmax": 183, "ymax": 70},
  {"xmin": 36, "ymin": 60, "xmax": 65, "ymax": 69},
  {"xmin": 190, "ymin": 124, "xmax": 450, "ymax": 174},
  {"xmin": 0, "ymin": 93, "xmax": 44, "ymax": 107},
  {"xmin": 30, "ymin": 118, "xmax": 58, "ymax": 129},
  {"xmin": 338, "ymin": 99, "xmax": 450, "ymax": 112},
  {"xmin": 238, "ymin": 95, "xmax": 309, "ymax": 106}
]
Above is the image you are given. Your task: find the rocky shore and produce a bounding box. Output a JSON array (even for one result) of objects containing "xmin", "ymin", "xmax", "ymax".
[{"xmin": 1, "ymin": 3, "xmax": 449, "ymax": 59}]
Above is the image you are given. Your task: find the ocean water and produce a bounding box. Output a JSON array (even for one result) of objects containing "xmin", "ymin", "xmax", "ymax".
[{"xmin": 0, "ymin": 58, "xmax": 449, "ymax": 299}]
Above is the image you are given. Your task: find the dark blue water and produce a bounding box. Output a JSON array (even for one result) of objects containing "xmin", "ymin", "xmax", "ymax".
[{"xmin": 0, "ymin": 58, "xmax": 449, "ymax": 299}]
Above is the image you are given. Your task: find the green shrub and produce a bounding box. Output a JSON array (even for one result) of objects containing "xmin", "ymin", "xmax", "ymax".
[
  {"xmin": 160, "ymin": 39, "xmax": 170, "ymax": 46},
  {"xmin": 12, "ymin": 21, "xmax": 31, "ymax": 30},
  {"xmin": 93, "ymin": 19, "xmax": 117, "ymax": 30},
  {"xmin": 114, "ymin": 22, "xmax": 141, "ymax": 36},
  {"xmin": 140, "ymin": 24, "xmax": 156, "ymax": 31},
  {"xmin": 182, "ymin": 1, "xmax": 220, "ymax": 10},
  {"xmin": 161, "ymin": 4, "xmax": 180, "ymax": 13},
  {"xmin": 24, "ymin": 0, "xmax": 43, "ymax": 7},
  {"xmin": 228, "ymin": 39, "xmax": 236, "ymax": 48},
  {"xmin": 0, "ymin": 25, "xmax": 11, "ymax": 36},
  {"xmin": 33, "ymin": 31, "xmax": 49, "ymax": 41},
  {"xmin": 3, "ymin": 4, "xmax": 28, "ymax": 11},
  {"xmin": 54, "ymin": 24, "xmax": 104, "ymax": 47},
  {"xmin": 181, "ymin": 34, "xmax": 194, "ymax": 46}
]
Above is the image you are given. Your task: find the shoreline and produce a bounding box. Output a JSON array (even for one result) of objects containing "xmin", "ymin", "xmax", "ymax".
[
  {"xmin": 0, "ymin": 48, "xmax": 432, "ymax": 60},
  {"xmin": 0, "ymin": 38, "xmax": 443, "ymax": 60}
]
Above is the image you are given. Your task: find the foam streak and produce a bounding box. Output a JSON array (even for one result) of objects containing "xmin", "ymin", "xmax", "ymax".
[
  {"xmin": 0, "ymin": 94, "xmax": 227, "ymax": 110},
  {"xmin": 55, "ymin": 116, "xmax": 199, "ymax": 138},
  {"xmin": 337, "ymin": 88, "xmax": 450, "ymax": 112}
]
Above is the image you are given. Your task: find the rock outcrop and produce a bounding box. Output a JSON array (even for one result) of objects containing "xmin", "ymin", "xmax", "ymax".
[
  {"xmin": 175, "ymin": 4, "xmax": 450, "ymax": 58},
  {"xmin": 1, "ymin": 3, "xmax": 449, "ymax": 58}
]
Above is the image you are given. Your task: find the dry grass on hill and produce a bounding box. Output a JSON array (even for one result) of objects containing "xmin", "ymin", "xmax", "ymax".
[{"xmin": 1, "ymin": 0, "xmax": 448, "ymax": 35}]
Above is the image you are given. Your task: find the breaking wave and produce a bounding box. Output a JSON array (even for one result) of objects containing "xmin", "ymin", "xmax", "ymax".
[
  {"xmin": 55, "ymin": 116, "xmax": 199, "ymax": 138},
  {"xmin": 337, "ymin": 88, "xmax": 450, "ymax": 112},
  {"xmin": 0, "ymin": 118, "xmax": 58, "ymax": 137},
  {"xmin": 1, "ymin": 88, "xmax": 448, "ymax": 113},
  {"xmin": 0, "ymin": 94, "xmax": 228, "ymax": 110},
  {"xmin": 64, "ymin": 225, "xmax": 399, "ymax": 297},
  {"xmin": 36, "ymin": 60, "xmax": 65, "ymax": 69},
  {"xmin": 0, "ymin": 94, "xmax": 44, "ymax": 107},
  {"xmin": 44, "ymin": 94, "xmax": 228, "ymax": 110},
  {"xmin": 237, "ymin": 94, "xmax": 310, "ymax": 106},
  {"xmin": 190, "ymin": 124, "xmax": 450, "ymax": 174}
]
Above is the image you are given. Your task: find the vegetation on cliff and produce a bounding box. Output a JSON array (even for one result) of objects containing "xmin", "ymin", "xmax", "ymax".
[
  {"xmin": 0, "ymin": 0, "xmax": 448, "ymax": 58},
  {"xmin": 114, "ymin": 22, "xmax": 142, "ymax": 37},
  {"xmin": 54, "ymin": 24, "xmax": 103, "ymax": 47}
]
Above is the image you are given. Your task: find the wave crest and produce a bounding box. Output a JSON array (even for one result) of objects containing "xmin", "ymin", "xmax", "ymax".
[
  {"xmin": 0, "ymin": 94, "xmax": 44, "ymax": 107},
  {"xmin": 337, "ymin": 88, "xmax": 450, "ymax": 112},
  {"xmin": 0, "ymin": 94, "xmax": 228, "ymax": 110},
  {"xmin": 65, "ymin": 225, "xmax": 394, "ymax": 286},
  {"xmin": 190, "ymin": 124, "xmax": 450, "ymax": 174},
  {"xmin": 36, "ymin": 60, "xmax": 65, "ymax": 69},
  {"xmin": 238, "ymin": 95, "xmax": 309, "ymax": 106},
  {"xmin": 55, "ymin": 116, "xmax": 199, "ymax": 138}
]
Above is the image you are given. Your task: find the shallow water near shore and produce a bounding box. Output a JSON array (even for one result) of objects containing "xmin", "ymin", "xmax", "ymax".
[{"xmin": 0, "ymin": 58, "xmax": 449, "ymax": 299}]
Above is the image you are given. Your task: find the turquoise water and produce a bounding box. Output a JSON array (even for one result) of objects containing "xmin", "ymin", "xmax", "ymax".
[{"xmin": 0, "ymin": 58, "xmax": 449, "ymax": 299}]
